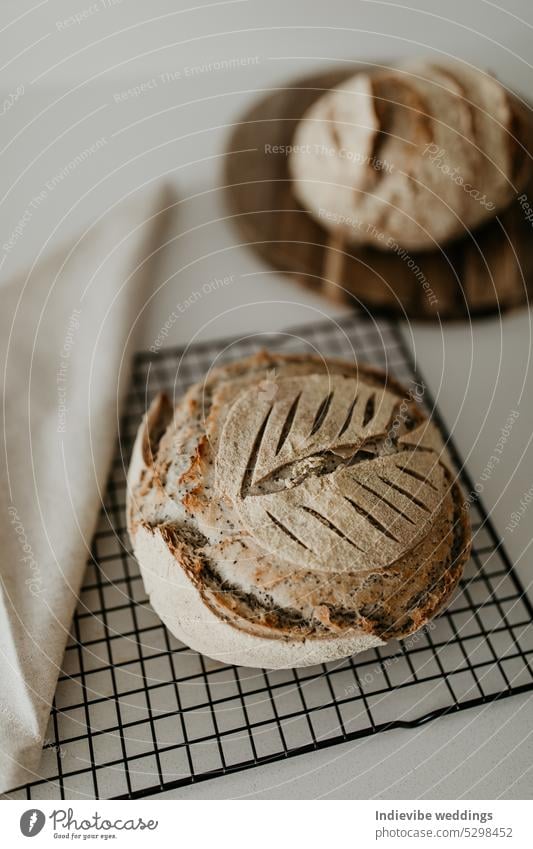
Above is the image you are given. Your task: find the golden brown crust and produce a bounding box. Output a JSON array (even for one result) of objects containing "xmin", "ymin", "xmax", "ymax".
[{"xmin": 141, "ymin": 393, "xmax": 173, "ymax": 466}]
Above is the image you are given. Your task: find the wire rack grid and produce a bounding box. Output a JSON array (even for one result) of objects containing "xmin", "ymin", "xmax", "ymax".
[{"xmin": 9, "ymin": 314, "xmax": 533, "ymax": 800}]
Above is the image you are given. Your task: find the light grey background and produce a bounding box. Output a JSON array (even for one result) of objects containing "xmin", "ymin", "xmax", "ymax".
[{"xmin": 1, "ymin": 0, "xmax": 532, "ymax": 798}]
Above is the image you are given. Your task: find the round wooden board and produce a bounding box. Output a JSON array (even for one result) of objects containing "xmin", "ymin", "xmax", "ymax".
[{"xmin": 223, "ymin": 67, "xmax": 533, "ymax": 321}]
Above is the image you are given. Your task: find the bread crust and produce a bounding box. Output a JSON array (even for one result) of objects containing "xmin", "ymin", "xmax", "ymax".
[
  {"xmin": 289, "ymin": 60, "xmax": 531, "ymax": 252},
  {"xmin": 127, "ymin": 352, "xmax": 471, "ymax": 668}
]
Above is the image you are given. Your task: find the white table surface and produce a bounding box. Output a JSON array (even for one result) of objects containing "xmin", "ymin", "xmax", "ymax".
[{"xmin": 1, "ymin": 0, "xmax": 532, "ymax": 799}]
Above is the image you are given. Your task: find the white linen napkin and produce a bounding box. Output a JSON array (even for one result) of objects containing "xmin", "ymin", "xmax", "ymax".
[{"xmin": 0, "ymin": 184, "xmax": 174, "ymax": 793}]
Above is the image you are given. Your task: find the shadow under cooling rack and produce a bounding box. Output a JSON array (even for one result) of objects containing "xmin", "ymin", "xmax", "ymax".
[{"xmin": 11, "ymin": 314, "xmax": 533, "ymax": 800}]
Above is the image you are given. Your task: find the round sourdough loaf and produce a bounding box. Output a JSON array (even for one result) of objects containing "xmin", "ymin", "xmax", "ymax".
[
  {"xmin": 289, "ymin": 59, "xmax": 531, "ymax": 251},
  {"xmin": 127, "ymin": 352, "xmax": 471, "ymax": 668}
]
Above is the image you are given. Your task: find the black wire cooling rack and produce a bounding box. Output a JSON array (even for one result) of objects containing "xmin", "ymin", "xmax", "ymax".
[{"xmin": 10, "ymin": 314, "xmax": 533, "ymax": 800}]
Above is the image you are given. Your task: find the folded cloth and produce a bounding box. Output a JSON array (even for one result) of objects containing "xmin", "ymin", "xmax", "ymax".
[{"xmin": 0, "ymin": 185, "xmax": 173, "ymax": 793}]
